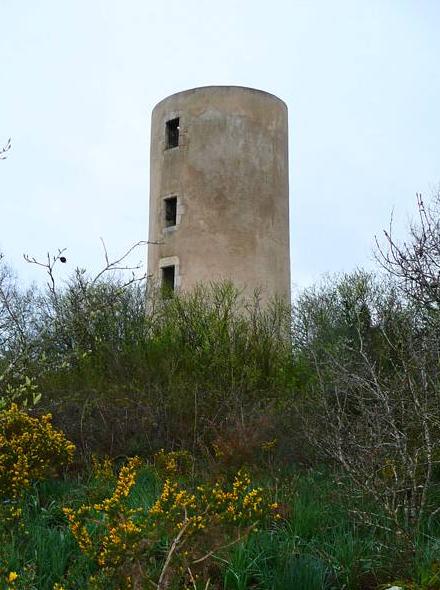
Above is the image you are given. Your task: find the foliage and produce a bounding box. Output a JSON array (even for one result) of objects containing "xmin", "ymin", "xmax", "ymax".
[
  {"xmin": 2, "ymin": 464, "xmax": 440, "ymax": 590},
  {"xmin": 154, "ymin": 448, "xmax": 193, "ymax": 476},
  {"xmin": 0, "ymin": 255, "xmax": 40, "ymax": 410},
  {"xmin": 0, "ymin": 262, "xmax": 293, "ymax": 457},
  {"xmin": 0, "ymin": 404, "xmax": 75, "ymax": 502},
  {"xmin": 62, "ymin": 457, "xmax": 279, "ymax": 589},
  {"xmin": 293, "ymin": 271, "xmax": 440, "ymax": 542}
]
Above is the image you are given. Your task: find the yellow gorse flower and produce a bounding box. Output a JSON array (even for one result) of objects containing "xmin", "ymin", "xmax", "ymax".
[
  {"xmin": 63, "ymin": 507, "xmax": 93, "ymax": 553},
  {"xmin": 7, "ymin": 572, "xmax": 18, "ymax": 583},
  {"xmin": 94, "ymin": 456, "xmax": 141, "ymax": 512},
  {"xmin": 0, "ymin": 404, "xmax": 75, "ymax": 502},
  {"xmin": 91, "ymin": 455, "xmax": 114, "ymax": 480},
  {"xmin": 63, "ymin": 458, "xmax": 282, "ymax": 589},
  {"xmin": 154, "ymin": 449, "xmax": 192, "ymax": 475},
  {"xmin": 64, "ymin": 457, "xmax": 144, "ymax": 569}
]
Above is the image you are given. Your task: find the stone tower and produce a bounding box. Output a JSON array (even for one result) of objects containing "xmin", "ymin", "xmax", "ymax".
[{"xmin": 147, "ymin": 86, "xmax": 290, "ymax": 301}]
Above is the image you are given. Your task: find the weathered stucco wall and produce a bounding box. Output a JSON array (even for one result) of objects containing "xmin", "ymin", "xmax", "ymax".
[{"xmin": 147, "ymin": 85, "xmax": 290, "ymax": 301}]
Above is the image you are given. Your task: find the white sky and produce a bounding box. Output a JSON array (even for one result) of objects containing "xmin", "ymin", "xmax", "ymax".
[{"xmin": 1, "ymin": 0, "xmax": 439, "ymax": 293}]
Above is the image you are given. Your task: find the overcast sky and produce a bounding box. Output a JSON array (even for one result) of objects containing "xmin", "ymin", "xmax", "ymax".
[{"xmin": 1, "ymin": 0, "xmax": 439, "ymax": 293}]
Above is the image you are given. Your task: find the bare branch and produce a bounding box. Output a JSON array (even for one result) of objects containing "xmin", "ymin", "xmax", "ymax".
[
  {"xmin": 23, "ymin": 248, "xmax": 67, "ymax": 298},
  {"xmin": 91, "ymin": 238, "xmax": 161, "ymax": 286},
  {"xmin": 0, "ymin": 138, "xmax": 11, "ymax": 160}
]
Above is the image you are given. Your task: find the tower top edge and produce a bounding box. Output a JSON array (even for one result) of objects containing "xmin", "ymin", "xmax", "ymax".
[{"xmin": 152, "ymin": 86, "xmax": 288, "ymax": 112}]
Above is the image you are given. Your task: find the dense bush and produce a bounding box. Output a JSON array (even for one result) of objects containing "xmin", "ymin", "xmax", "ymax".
[
  {"xmin": 0, "ymin": 267, "xmax": 294, "ymax": 458},
  {"xmin": 63, "ymin": 457, "xmax": 279, "ymax": 589},
  {"xmin": 0, "ymin": 404, "xmax": 75, "ymax": 502}
]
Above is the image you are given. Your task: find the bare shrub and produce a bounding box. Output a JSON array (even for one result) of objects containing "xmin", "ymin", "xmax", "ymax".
[
  {"xmin": 294, "ymin": 270, "xmax": 440, "ymax": 542},
  {"xmin": 377, "ymin": 191, "xmax": 440, "ymax": 313}
]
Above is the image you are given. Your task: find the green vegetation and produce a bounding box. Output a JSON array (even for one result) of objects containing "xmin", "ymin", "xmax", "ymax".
[
  {"xmin": 1, "ymin": 462, "xmax": 439, "ymax": 589},
  {"xmin": 1, "ymin": 194, "xmax": 440, "ymax": 588}
]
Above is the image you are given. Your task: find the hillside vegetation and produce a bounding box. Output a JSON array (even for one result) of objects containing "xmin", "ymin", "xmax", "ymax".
[{"xmin": 1, "ymin": 195, "xmax": 440, "ymax": 589}]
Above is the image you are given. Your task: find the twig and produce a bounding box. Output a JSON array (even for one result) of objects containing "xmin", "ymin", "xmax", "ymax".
[
  {"xmin": 191, "ymin": 527, "xmax": 253, "ymax": 565},
  {"xmin": 157, "ymin": 521, "xmax": 189, "ymax": 589},
  {"xmin": 187, "ymin": 567, "xmax": 197, "ymax": 590},
  {"xmin": 0, "ymin": 138, "xmax": 11, "ymax": 160},
  {"xmin": 92, "ymin": 238, "xmax": 161, "ymax": 285},
  {"xmin": 23, "ymin": 249, "xmax": 67, "ymax": 297}
]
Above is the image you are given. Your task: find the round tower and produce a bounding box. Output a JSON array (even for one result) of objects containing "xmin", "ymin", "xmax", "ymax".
[{"xmin": 147, "ymin": 85, "xmax": 290, "ymax": 301}]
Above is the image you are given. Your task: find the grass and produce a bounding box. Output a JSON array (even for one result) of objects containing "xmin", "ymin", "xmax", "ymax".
[
  {"xmin": 1, "ymin": 466, "xmax": 439, "ymax": 590},
  {"xmin": 220, "ymin": 471, "xmax": 384, "ymax": 590}
]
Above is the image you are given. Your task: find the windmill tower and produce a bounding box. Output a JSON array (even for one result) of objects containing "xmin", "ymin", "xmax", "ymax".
[{"xmin": 147, "ymin": 86, "xmax": 290, "ymax": 301}]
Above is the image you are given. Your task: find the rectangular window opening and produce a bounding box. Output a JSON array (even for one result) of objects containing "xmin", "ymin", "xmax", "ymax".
[
  {"xmin": 161, "ymin": 265, "xmax": 175, "ymax": 297},
  {"xmin": 164, "ymin": 196, "xmax": 177, "ymax": 227},
  {"xmin": 166, "ymin": 118, "xmax": 180, "ymax": 149}
]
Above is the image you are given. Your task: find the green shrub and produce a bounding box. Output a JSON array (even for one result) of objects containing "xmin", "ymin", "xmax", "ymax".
[{"xmin": 0, "ymin": 404, "xmax": 75, "ymax": 501}]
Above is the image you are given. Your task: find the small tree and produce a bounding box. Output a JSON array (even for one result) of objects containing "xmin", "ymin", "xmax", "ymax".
[{"xmin": 294, "ymin": 271, "xmax": 440, "ymax": 542}]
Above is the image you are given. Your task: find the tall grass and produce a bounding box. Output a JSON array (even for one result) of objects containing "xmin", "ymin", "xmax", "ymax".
[{"xmin": 4, "ymin": 466, "xmax": 436, "ymax": 590}]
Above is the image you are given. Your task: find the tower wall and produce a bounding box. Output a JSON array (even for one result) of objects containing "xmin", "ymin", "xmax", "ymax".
[{"xmin": 147, "ymin": 86, "xmax": 290, "ymax": 301}]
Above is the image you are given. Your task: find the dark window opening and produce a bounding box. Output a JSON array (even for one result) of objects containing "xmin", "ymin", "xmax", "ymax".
[
  {"xmin": 164, "ymin": 196, "xmax": 177, "ymax": 227},
  {"xmin": 161, "ymin": 265, "xmax": 175, "ymax": 297},
  {"xmin": 166, "ymin": 118, "xmax": 180, "ymax": 149}
]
